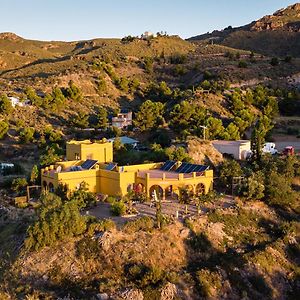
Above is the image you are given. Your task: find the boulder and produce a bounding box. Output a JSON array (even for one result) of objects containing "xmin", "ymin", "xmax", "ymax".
[
  {"xmin": 98, "ymin": 231, "xmax": 112, "ymax": 251},
  {"xmin": 96, "ymin": 293, "xmax": 109, "ymax": 300},
  {"xmin": 160, "ymin": 282, "xmax": 177, "ymax": 300}
]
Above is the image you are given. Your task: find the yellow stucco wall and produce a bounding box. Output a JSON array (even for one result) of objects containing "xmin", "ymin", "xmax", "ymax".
[
  {"xmin": 57, "ymin": 170, "xmax": 100, "ymax": 193},
  {"xmin": 66, "ymin": 140, "xmax": 113, "ymax": 162},
  {"xmin": 99, "ymin": 169, "xmax": 121, "ymax": 195},
  {"xmin": 135, "ymin": 170, "xmax": 214, "ymax": 198},
  {"xmin": 42, "ymin": 167, "xmax": 214, "ymax": 197},
  {"xmin": 41, "ymin": 140, "xmax": 214, "ymax": 199}
]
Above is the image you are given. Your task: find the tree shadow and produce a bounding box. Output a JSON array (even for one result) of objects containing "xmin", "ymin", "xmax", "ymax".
[
  {"xmin": 117, "ymin": 95, "xmax": 142, "ymax": 110},
  {"xmin": 0, "ymin": 209, "xmax": 32, "ymax": 290},
  {"xmin": 185, "ymin": 229, "xmax": 273, "ymax": 299},
  {"xmin": 0, "ymin": 56, "xmax": 72, "ymax": 76}
]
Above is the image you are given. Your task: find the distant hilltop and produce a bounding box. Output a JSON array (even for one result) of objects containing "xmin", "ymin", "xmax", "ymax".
[
  {"xmin": 0, "ymin": 32, "xmax": 22, "ymax": 40},
  {"xmin": 188, "ymin": 3, "xmax": 300, "ymax": 57}
]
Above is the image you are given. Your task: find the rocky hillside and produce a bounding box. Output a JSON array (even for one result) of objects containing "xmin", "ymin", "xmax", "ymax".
[
  {"xmin": 1, "ymin": 199, "xmax": 299, "ymax": 299},
  {"xmin": 251, "ymin": 3, "xmax": 300, "ymax": 32},
  {"xmin": 188, "ymin": 3, "xmax": 300, "ymax": 57}
]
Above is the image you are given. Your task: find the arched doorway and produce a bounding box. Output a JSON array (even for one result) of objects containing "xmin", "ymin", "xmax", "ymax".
[
  {"xmin": 196, "ymin": 183, "xmax": 205, "ymax": 195},
  {"xmin": 134, "ymin": 183, "xmax": 145, "ymax": 194},
  {"xmin": 165, "ymin": 185, "xmax": 179, "ymax": 200},
  {"xmin": 149, "ymin": 185, "xmax": 164, "ymax": 200},
  {"xmin": 49, "ymin": 182, "xmax": 54, "ymax": 193},
  {"xmin": 42, "ymin": 181, "xmax": 47, "ymax": 190}
]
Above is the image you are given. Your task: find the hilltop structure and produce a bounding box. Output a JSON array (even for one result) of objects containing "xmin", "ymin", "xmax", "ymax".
[
  {"xmin": 41, "ymin": 140, "xmax": 213, "ymax": 199},
  {"xmin": 111, "ymin": 111, "xmax": 132, "ymax": 129},
  {"xmin": 108, "ymin": 136, "xmax": 139, "ymax": 148}
]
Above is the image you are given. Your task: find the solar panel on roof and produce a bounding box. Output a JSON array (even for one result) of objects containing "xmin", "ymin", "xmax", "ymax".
[
  {"xmin": 191, "ymin": 165, "xmax": 199, "ymax": 172},
  {"xmin": 175, "ymin": 162, "xmax": 188, "ymax": 173},
  {"xmin": 160, "ymin": 161, "xmax": 176, "ymax": 171},
  {"xmin": 193, "ymin": 165, "xmax": 200, "ymax": 172},
  {"xmin": 185, "ymin": 164, "xmax": 195, "ymax": 173},
  {"xmin": 81, "ymin": 159, "xmax": 98, "ymax": 170},
  {"xmin": 160, "ymin": 161, "xmax": 170, "ymax": 171},
  {"xmin": 175, "ymin": 163, "xmax": 182, "ymax": 173},
  {"xmin": 175, "ymin": 163, "xmax": 209, "ymax": 174},
  {"xmin": 183, "ymin": 163, "xmax": 192, "ymax": 173},
  {"xmin": 106, "ymin": 163, "xmax": 117, "ymax": 171},
  {"xmin": 194, "ymin": 165, "xmax": 202, "ymax": 172},
  {"xmin": 195, "ymin": 165, "xmax": 209, "ymax": 172},
  {"xmin": 70, "ymin": 166, "xmax": 83, "ymax": 172}
]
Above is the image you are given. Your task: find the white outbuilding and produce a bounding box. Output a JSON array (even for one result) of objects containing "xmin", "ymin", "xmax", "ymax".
[{"xmin": 212, "ymin": 140, "xmax": 251, "ymax": 160}]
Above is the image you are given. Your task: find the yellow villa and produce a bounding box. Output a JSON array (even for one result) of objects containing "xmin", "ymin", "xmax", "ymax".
[{"xmin": 41, "ymin": 140, "xmax": 214, "ymax": 200}]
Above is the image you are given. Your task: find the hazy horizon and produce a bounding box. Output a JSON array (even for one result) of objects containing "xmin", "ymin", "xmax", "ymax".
[{"xmin": 0, "ymin": 0, "xmax": 297, "ymax": 42}]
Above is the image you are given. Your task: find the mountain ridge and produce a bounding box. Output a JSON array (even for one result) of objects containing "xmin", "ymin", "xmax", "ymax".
[{"xmin": 188, "ymin": 3, "xmax": 300, "ymax": 57}]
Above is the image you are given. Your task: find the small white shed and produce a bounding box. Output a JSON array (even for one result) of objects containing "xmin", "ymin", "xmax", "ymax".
[{"xmin": 212, "ymin": 140, "xmax": 251, "ymax": 160}]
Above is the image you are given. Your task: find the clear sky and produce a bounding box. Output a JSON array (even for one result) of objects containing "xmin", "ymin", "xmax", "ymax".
[{"xmin": 0, "ymin": 0, "xmax": 297, "ymax": 41}]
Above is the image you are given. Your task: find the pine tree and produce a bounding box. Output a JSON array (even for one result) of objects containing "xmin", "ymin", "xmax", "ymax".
[
  {"xmin": 97, "ymin": 106, "xmax": 108, "ymax": 130},
  {"xmin": 30, "ymin": 165, "xmax": 39, "ymax": 184}
]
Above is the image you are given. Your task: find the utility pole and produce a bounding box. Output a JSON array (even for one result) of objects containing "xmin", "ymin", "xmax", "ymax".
[{"xmin": 200, "ymin": 125, "xmax": 208, "ymax": 140}]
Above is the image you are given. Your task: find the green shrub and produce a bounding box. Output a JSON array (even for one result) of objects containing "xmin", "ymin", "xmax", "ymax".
[
  {"xmin": 19, "ymin": 127, "xmax": 35, "ymax": 143},
  {"xmin": 170, "ymin": 53, "xmax": 187, "ymax": 64},
  {"xmin": 114, "ymin": 77, "xmax": 130, "ymax": 92},
  {"xmin": 133, "ymin": 191, "xmax": 148, "ymax": 203},
  {"xmin": 87, "ymin": 219, "xmax": 116, "ymax": 236},
  {"xmin": 143, "ymin": 57, "xmax": 153, "ymax": 73},
  {"xmin": 11, "ymin": 177, "xmax": 28, "ymax": 194},
  {"xmin": 0, "ymin": 94, "xmax": 13, "ymax": 115},
  {"xmin": 65, "ymin": 80, "xmax": 82, "ymax": 102},
  {"xmin": 238, "ymin": 60, "xmax": 248, "ymax": 68},
  {"xmin": 111, "ymin": 200, "xmax": 126, "ymax": 216},
  {"xmin": 165, "ymin": 146, "xmax": 192, "ymax": 162},
  {"xmin": 76, "ymin": 236, "xmax": 100, "ymax": 259},
  {"xmin": 0, "ymin": 120, "xmax": 9, "ymax": 139},
  {"xmin": 123, "ymin": 216, "xmax": 155, "ymax": 234},
  {"xmin": 70, "ymin": 112, "xmax": 89, "ymax": 129},
  {"xmin": 264, "ymin": 171, "xmax": 297, "ymax": 207},
  {"xmin": 219, "ymin": 159, "xmax": 243, "ymax": 189},
  {"xmin": 25, "ymin": 87, "xmax": 42, "ymax": 106},
  {"xmin": 70, "ymin": 182, "xmax": 97, "ymax": 208},
  {"xmin": 106, "ymin": 196, "xmax": 117, "ymax": 203},
  {"xmin": 173, "ymin": 65, "xmax": 187, "ymax": 76},
  {"xmin": 39, "ymin": 144, "xmax": 63, "ymax": 167},
  {"xmin": 121, "ymin": 35, "xmax": 136, "ymax": 43},
  {"xmin": 126, "ymin": 263, "xmax": 166, "ymax": 288},
  {"xmin": 133, "ymin": 100, "xmax": 165, "ymax": 132},
  {"xmin": 25, "ymin": 193, "xmax": 87, "ymax": 251},
  {"xmin": 242, "ymin": 172, "xmax": 265, "ymax": 200},
  {"xmin": 43, "ymin": 126, "xmax": 63, "ymax": 142}
]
